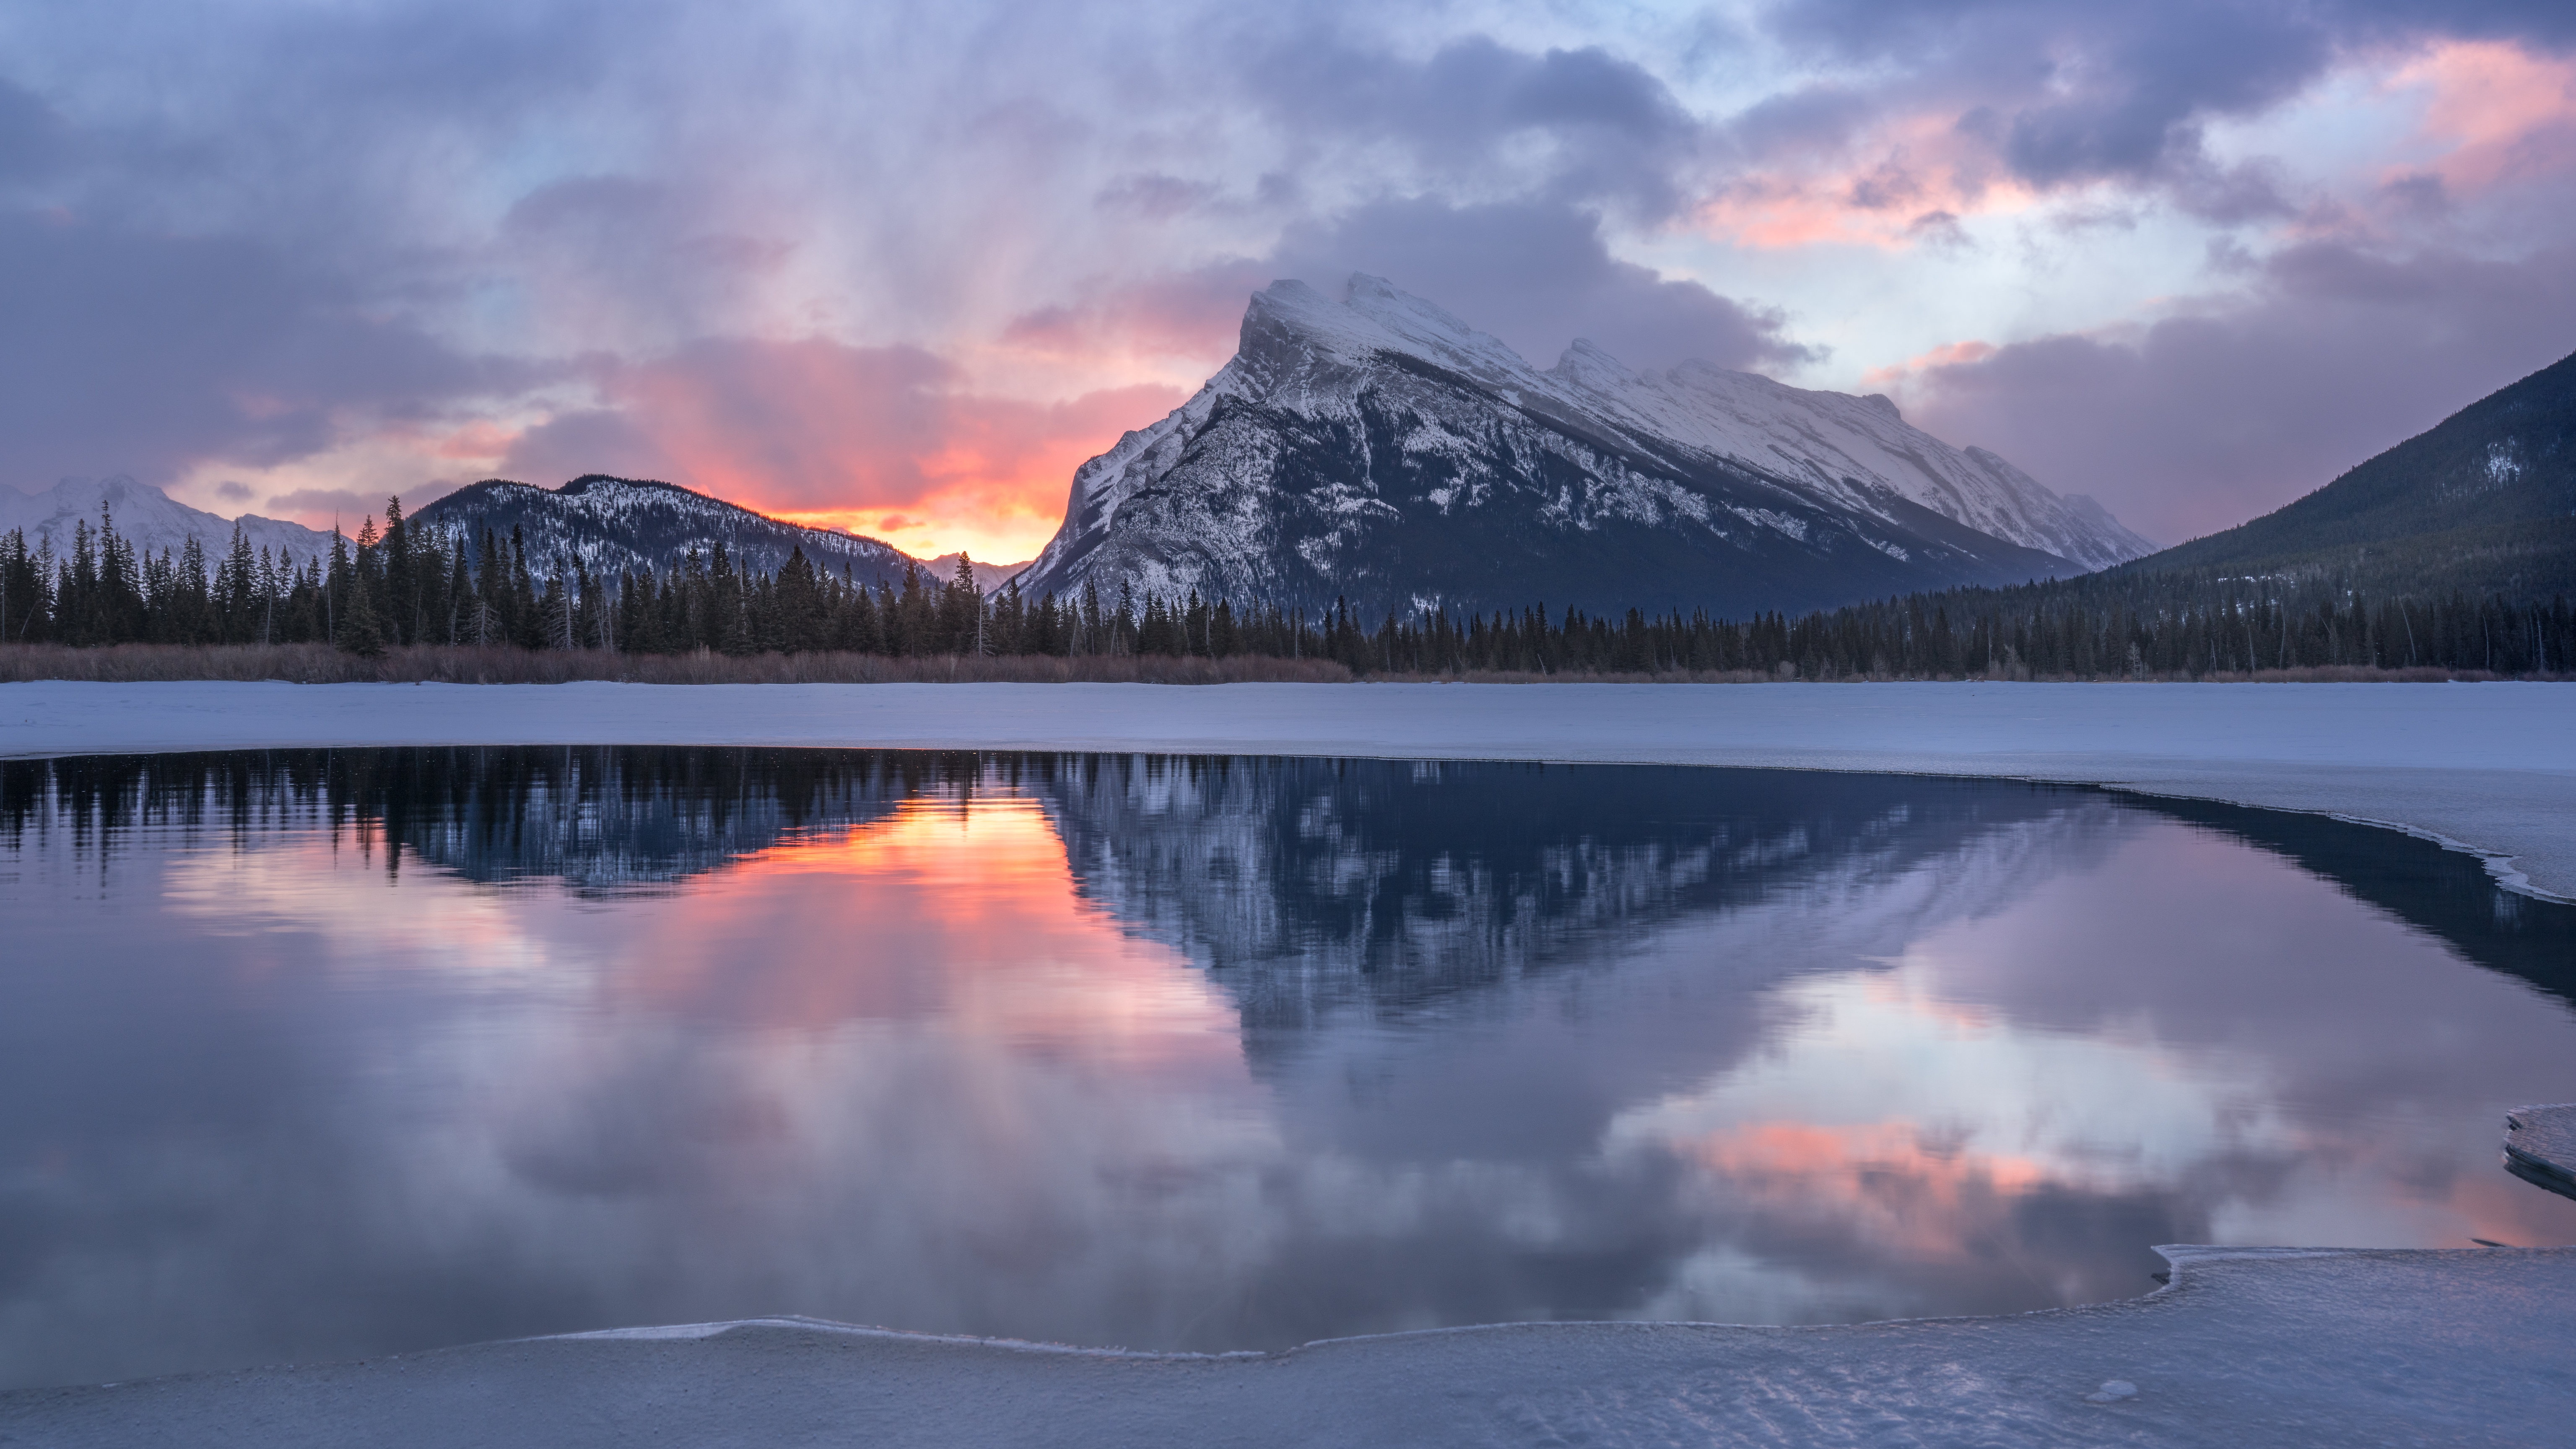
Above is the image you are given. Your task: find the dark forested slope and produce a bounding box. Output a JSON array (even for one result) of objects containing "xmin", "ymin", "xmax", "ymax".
[{"xmin": 2132, "ymin": 349, "xmax": 2576, "ymax": 598}]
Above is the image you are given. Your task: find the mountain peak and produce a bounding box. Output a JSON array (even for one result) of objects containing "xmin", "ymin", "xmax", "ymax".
[
  {"xmin": 1022, "ymin": 277, "xmax": 2156, "ymax": 614},
  {"xmin": 0, "ymin": 476, "xmax": 332, "ymax": 564},
  {"xmin": 415, "ymin": 475, "xmax": 918, "ymax": 587},
  {"xmin": 1550, "ymin": 338, "xmax": 1642, "ymax": 392},
  {"xmin": 1238, "ymin": 274, "xmax": 1536, "ymax": 392}
]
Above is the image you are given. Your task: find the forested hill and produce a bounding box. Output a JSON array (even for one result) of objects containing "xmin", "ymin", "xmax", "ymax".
[
  {"xmin": 2122, "ymin": 348, "xmax": 2576, "ymax": 599},
  {"xmin": 414, "ymin": 475, "xmax": 919, "ymax": 592}
]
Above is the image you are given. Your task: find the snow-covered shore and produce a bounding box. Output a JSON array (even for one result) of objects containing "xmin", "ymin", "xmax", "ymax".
[
  {"xmin": 2509, "ymin": 1106, "xmax": 2576, "ymax": 1198},
  {"xmin": 5, "ymin": 679, "xmax": 2573, "ymax": 898},
  {"xmin": 7, "ymin": 1245, "xmax": 2572, "ymax": 1448}
]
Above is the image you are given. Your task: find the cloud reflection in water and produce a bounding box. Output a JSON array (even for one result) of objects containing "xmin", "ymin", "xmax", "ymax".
[{"xmin": 0, "ymin": 748, "xmax": 2569, "ymax": 1391}]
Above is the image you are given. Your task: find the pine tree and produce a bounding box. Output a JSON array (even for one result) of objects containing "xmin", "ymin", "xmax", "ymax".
[{"xmin": 336, "ymin": 571, "xmax": 387, "ymax": 656}]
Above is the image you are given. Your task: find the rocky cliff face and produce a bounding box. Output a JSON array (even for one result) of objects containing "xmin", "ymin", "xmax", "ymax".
[{"xmin": 1018, "ymin": 277, "xmax": 2151, "ymax": 616}]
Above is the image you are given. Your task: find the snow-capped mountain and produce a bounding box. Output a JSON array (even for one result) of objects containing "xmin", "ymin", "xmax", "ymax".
[
  {"xmin": 0, "ymin": 476, "xmax": 332, "ymax": 566},
  {"xmin": 1548, "ymin": 348, "xmax": 2153, "ymax": 571},
  {"xmin": 1018, "ymin": 276, "xmax": 2153, "ymax": 617},
  {"xmin": 414, "ymin": 475, "xmax": 919, "ymax": 589}
]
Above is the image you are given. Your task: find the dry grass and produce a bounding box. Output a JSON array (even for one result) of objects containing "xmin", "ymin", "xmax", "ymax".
[
  {"xmin": 1368, "ymin": 665, "xmax": 2560, "ymax": 683},
  {"xmin": 0, "ymin": 643, "xmax": 1354, "ymax": 685},
  {"xmin": 1, "ymin": 643, "xmax": 2558, "ymax": 686}
]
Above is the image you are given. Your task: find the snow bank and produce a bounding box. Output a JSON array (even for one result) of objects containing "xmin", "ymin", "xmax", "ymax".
[
  {"xmin": 2508, "ymin": 1106, "xmax": 2576, "ymax": 1199},
  {"xmin": 5, "ymin": 679, "xmax": 2572, "ymax": 898},
  {"xmin": 8, "ymin": 1245, "xmax": 2572, "ymax": 1447}
]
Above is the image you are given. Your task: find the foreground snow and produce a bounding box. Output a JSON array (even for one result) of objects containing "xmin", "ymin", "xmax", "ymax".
[
  {"xmin": 5, "ymin": 679, "xmax": 2572, "ymax": 899},
  {"xmin": 7, "ymin": 1245, "xmax": 2571, "ymax": 1448},
  {"xmin": 2509, "ymin": 1106, "xmax": 2576, "ymax": 1199}
]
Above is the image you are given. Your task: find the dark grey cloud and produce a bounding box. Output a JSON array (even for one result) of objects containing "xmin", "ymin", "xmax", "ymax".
[
  {"xmin": 501, "ymin": 409, "xmax": 683, "ymax": 489},
  {"xmin": 1751, "ymin": 0, "xmax": 2575, "ymax": 212},
  {"xmin": 1241, "ymin": 34, "xmax": 1705, "ymax": 221},
  {"xmin": 497, "ymin": 175, "xmax": 794, "ymax": 345},
  {"xmin": 0, "ymin": 76, "xmax": 64, "ymax": 184},
  {"xmin": 1899, "ymin": 241, "xmax": 2576, "ymax": 544},
  {"xmin": 1268, "ymin": 198, "xmax": 1815, "ymax": 373},
  {"xmin": 0, "ymin": 209, "xmax": 530, "ymax": 489}
]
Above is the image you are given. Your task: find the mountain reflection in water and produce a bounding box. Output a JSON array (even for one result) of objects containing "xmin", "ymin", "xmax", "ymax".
[{"xmin": 1, "ymin": 748, "xmax": 2571, "ymax": 1391}]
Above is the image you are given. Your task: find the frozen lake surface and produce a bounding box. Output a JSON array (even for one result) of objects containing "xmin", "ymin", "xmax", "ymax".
[
  {"xmin": 1, "ymin": 747, "xmax": 2570, "ymax": 1397},
  {"xmin": 7, "ymin": 680, "xmax": 2573, "ymax": 900}
]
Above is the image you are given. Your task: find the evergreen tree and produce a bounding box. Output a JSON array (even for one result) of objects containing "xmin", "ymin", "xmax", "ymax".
[{"xmin": 336, "ymin": 569, "xmax": 387, "ymax": 656}]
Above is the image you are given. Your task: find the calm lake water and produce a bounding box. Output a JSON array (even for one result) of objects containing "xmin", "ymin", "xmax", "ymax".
[{"xmin": 3, "ymin": 748, "xmax": 2572, "ymax": 1389}]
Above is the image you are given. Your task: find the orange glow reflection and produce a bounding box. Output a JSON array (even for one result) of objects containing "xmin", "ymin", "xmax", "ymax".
[
  {"xmin": 605, "ymin": 793, "xmax": 1244, "ymax": 1072},
  {"xmin": 1680, "ymin": 1119, "xmax": 2056, "ymax": 1257}
]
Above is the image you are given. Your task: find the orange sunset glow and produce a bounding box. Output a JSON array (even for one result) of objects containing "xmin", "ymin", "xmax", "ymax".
[
  {"xmin": 1680, "ymin": 1119, "xmax": 2057, "ymax": 1255},
  {"xmin": 592, "ymin": 792, "xmax": 1246, "ymax": 1067}
]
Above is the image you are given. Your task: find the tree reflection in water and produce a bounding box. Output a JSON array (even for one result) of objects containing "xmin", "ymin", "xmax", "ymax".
[{"xmin": 1, "ymin": 748, "xmax": 2570, "ymax": 1392}]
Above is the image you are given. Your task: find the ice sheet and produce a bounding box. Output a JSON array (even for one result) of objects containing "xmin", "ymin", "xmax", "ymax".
[
  {"xmin": 5, "ymin": 680, "xmax": 2573, "ymax": 898},
  {"xmin": 7, "ymin": 1246, "xmax": 2572, "ymax": 1447}
]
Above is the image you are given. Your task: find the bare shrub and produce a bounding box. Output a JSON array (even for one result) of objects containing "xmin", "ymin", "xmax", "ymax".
[
  {"xmin": 2, "ymin": 644, "xmax": 2552, "ymax": 686},
  {"xmin": 0, "ymin": 644, "xmax": 1354, "ymax": 686}
]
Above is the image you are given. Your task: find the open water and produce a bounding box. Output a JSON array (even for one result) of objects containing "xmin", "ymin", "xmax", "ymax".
[{"xmin": 3, "ymin": 748, "xmax": 2571, "ymax": 1389}]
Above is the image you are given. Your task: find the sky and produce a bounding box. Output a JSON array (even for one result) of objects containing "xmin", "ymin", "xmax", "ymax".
[{"xmin": 2, "ymin": 1, "xmax": 2572, "ymax": 563}]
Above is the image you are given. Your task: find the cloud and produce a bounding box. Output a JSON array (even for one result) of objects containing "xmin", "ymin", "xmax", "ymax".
[
  {"xmin": 502, "ymin": 338, "xmax": 1184, "ymax": 557},
  {"xmin": 1238, "ymin": 34, "xmax": 1707, "ymax": 222},
  {"xmin": 5, "ymin": 0, "xmax": 2576, "ymax": 555},
  {"xmin": 495, "ymin": 175, "xmax": 796, "ymax": 352},
  {"xmin": 1884, "ymin": 239, "xmax": 2576, "ymax": 543},
  {"xmin": 265, "ymin": 488, "xmax": 382, "ymax": 522},
  {"xmin": 1005, "ymin": 196, "xmax": 1816, "ymax": 390},
  {"xmin": 1001, "ymin": 262, "xmax": 1275, "ymax": 367},
  {"xmin": 0, "ymin": 76, "xmax": 64, "ymax": 184},
  {"xmin": 1271, "ymin": 199, "xmax": 1816, "ymax": 373},
  {"xmin": 0, "ymin": 209, "xmax": 529, "ymax": 491},
  {"xmin": 1712, "ymin": 1, "xmax": 2576, "ymax": 244}
]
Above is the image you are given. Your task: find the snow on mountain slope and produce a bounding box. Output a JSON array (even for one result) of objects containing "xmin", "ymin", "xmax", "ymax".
[
  {"xmin": 1548, "ymin": 347, "xmax": 2155, "ymax": 569},
  {"xmin": 1018, "ymin": 277, "xmax": 2150, "ymax": 617},
  {"xmin": 2, "ymin": 474, "xmax": 930, "ymax": 591},
  {"xmin": 414, "ymin": 475, "xmax": 919, "ymax": 589},
  {"xmin": 0, "ymin": 477, "xmax": 332, "ymax": 566}
]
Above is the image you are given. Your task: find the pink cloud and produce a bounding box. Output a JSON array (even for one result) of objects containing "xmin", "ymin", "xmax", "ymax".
[
  {"xmin": 2383, "ymin": 40, "xmax": 2576, "ymax": 200},
  {"xmin": 501, "ymin": 337, "xmax": 1183, "ymax": 561},
  {"xmin": 1000, "ymin": 263, "xmax": 1268, "ymax": 366},
  {"xmin": 1693, "ymin": 111, "xmax": 2034, "ymax": 250}
]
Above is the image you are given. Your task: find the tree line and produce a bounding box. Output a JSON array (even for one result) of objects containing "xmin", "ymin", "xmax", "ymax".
[{"xmin": 4, "ymin": 498, "xmax": 2571, "ymax": 677}]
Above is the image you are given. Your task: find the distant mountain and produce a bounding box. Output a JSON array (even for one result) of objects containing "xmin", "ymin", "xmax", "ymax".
[
  {"xmin": 919, "ymin": 552, "xmax": 1034, "ymax": 596},
  {"xmin": 413, "ymin": 475, "xmax": 919, "ymax": 590},
  {"xmin": 1017, "ymin": 275, "xmax": 2150, "ymax": 617},
  {"xmin": 2124, "ymin": 348, "xmax": 2576, "ymax": 597},
  {"xmin": 0, "ymin": 477, "xmax": 332, "ymax": 566}
]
